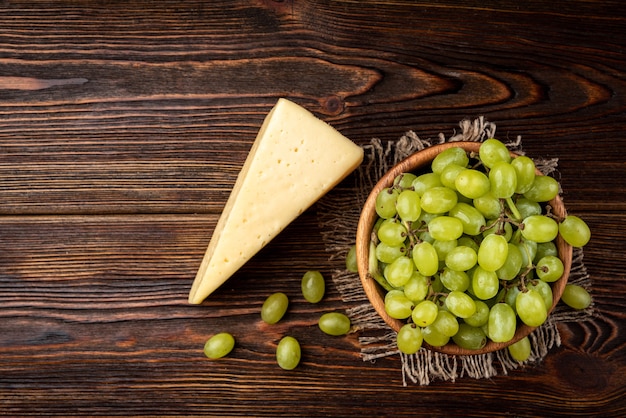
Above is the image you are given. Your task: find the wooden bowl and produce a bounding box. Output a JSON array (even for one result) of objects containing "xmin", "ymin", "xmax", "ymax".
[{"xmin": 355, "ymin": 141, "xmax": 573, "ymax": 355}]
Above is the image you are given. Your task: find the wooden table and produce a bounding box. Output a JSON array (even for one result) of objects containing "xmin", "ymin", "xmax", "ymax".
[{"xmin": 1, "ymin": 1, "xmax": 625, "ymax": 416}]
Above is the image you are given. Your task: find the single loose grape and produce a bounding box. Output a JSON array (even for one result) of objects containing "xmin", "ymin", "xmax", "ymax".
[
  {"xmin": 301, "ymin": 270, "xmax": 325, "ymax": 303},
  {"xmin": 452, "ymin": 323, "xmax": 487, "ymax": 350},
  {"xmin": 561, "ymin": 284, "xmax": 592, "ymax": 310},
  {"xmin": 516, "ymin": 289, "xmax": 548, "ymax": 327},
  {"xmin": 204, "ymin": 332, "xmax": 235, "ymax": 359},
  {"xmin": 521, "ymin": 215, "xmax": 559, "ymax": 243},
  {"xmin": 346, "ymin": 244, "xmax": 358, "ymax": 273},
  {"xmin": 396, "ymin": 189, "xmax": 422, "ymax": 222},
  {"xmin": 559, "ymin": 215, "xmax": 591, "ymax": 247},
  {"xmin": 508, "ymin": 336, "xmax": 531, "ymax": 362},
  {"xmin": 319, "ymin": 312, "xmax": 351, "ymax": 336},
  {"xmin": 411, "ymin": 300, "xmax": 439, "ymax": 327},
  {"xmin": 477, "ymin": 234, "xmax": 509, "ymax": 272},
  {"xmin": 488, "ymin": 303, "xmax": 517, "ymax": 343},
  {"xmin": 261, "ymin": 292, "xmax": 289, "ymax": 324},
  {"xmin": 479, "ymin": 138, "xmax": 511, "ymax": 168},
  {"xmin": 375, "ymin": 187, "xmax": 400, "ymax": 219},
  {"xmin": 397, "ymin": 324, "xmax": 424, "ymax": 354},
  {"xmin": 276, "ymin": 336, "xmax": 301, "ymax": 370}
]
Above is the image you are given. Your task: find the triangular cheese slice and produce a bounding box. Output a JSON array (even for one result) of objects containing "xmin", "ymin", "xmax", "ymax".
[{"xmin": 188, "ymin": 98, "xmax": 364, "ymax": 304}]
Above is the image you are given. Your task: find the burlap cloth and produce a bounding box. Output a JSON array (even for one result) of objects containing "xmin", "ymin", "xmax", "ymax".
[{"xmin": 317, "ymin": 117, "xmax": 594, "ymax": 386}]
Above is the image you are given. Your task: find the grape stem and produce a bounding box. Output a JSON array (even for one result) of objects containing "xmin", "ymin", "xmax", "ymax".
[{"xmin": 505, "ymin": 197, "xmax": 523, "ymax": 221}]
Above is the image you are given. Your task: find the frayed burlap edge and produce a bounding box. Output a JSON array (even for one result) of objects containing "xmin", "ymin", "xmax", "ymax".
[{"xmin": 316, "ymin": 117, "xmax": 594, "ymax": 386}]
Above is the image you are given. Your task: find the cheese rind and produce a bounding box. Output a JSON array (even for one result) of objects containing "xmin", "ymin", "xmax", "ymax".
[{"xmin": 188, "ymin": 98, "xmax": 363, "ymax": 304}]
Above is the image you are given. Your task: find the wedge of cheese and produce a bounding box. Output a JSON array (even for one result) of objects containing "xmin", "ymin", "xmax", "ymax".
[{"xmin": 188, "ymin": 98, "xmax": 364, "ymax": 304}]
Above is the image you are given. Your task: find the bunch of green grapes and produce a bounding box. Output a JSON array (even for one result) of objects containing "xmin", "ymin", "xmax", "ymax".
[{"xmin": 368, "ymin": 138, "xmax": 591, "ymax": 359}]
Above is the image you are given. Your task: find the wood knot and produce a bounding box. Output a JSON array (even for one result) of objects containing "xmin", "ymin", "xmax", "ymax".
[{"xmin": 321, "ymin": 95, "xmax": 345, "ymax": 116}]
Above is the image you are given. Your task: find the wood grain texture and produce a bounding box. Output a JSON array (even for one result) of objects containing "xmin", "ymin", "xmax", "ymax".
[{"xmin": 1, "ymin": 0, "xmax": 625, "ymax": 416}]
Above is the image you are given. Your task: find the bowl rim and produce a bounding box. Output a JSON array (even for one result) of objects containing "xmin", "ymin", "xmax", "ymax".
[{"xmin": 356, "ymin": 141, "xmax": 573, "ymax": 356}]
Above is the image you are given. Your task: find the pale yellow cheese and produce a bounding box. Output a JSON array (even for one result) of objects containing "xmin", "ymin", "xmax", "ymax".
[{"xmin": 188, "ymin": 98, "xmax": 364, "ymax": 304}]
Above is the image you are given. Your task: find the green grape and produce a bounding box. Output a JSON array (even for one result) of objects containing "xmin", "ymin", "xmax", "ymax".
[
  {"xmin": 521, "ymin": 215, "xmax": 559, "ymax": 243},
  {"xmin": 504, "ymin": 286, "xmax": 521, "ymax": 313},
  {"xmin": 516, "ymin": 289, "xmax": 548, "ymax": 327},
  {"xmin": 276, "ymin": 336, "xmax": 301, "ymax": 370},
  {"xmin": 318, "ymin": 312, "xmax": 351, "ymax": 336},
  {"xmin": 534, "ymin": 241, "xmax": 558, "ymax": 263},
  {"xmin": 452, "ymin": 323, "xmax": 487, "ymax": 350},
  {"xmin": 412, "ymin": 241, "xmax": 439, "ymax": 276},
  {"xmin": 523, "ymin": 175, "xmax": 559, "ymax": 202},
  {"xmin": 394, "ymin": 172, "xmax": 417, "ymax": 189},
  {"xmin": 377, "ymin": 218, "xmax": 407, "ymax": 246},
  {"xmin": 261, "ymin": 292, "xmax": 289, "ymax": 324},
  {"xmin": 489, "ymin": 161, "xmax": 518, "ymax": 199},
  {"xmin": 433, "ymin": 239, "xmax": 458, "ymax": 261},
  {"xmin": 473, "ymin": 191, "xmax": 502, "ymax": 219},
  {"xmin": 384, "ymin": 255, "xmax": 415, "ymax": 288},
  {"xmin": 346, "ymin": 244, "xmax": 358, "ymax": 273},
  {"xmin": 535, "ymin": 255, "xmax": 564, "ymax": 282},
  {"xmin": 403, "ymin": 271, "xmax": 430, "ymax": 302},
  {"xmin": 517, "ymin": 239, "xmax": 538, "ymax": 268},
  {"xmin": 428, "ymin": 216, "xmax": 464, "ymax": 241},
  {"xmin": 420, "ymin": 186, "xmax": 458, "ymax": 214},
  {"xmin": 527, "ymin": 279, "xmax": 553, "ymax": 311},
  {"xmin": 471, "ymin": 266, "xmax": 500, "ymax": 300},
  {"xmin": 432, "ymin": 146, "xmax": 469, "ymax": 174},
  {"xmin": 559, "ymin": 215, "xmax": 591, "ymax": 247},
  {"xmin": 430, "ymin": 274, "xmax": 444, "ymax": 293},
  {"xmin": 432, "ymin": 310, "xmax": 460, "ymax": 337},
  {"xmin": 375, "ymin": 242, "xmax": 405, "ymax": 264},
  {"xmin": 511, "ymin": 155, "xmax": 536, "ymax": 194},
  {"xmin": 397, "ymin": 324, "xmax": 424, "ymax": 354},
  {"xmin": 449, "ymin": 202, "xmax": 486, "ymax": 236},
  {"xmin": 508, "ymin": 336, "xmax": 531, "ymax": 362},
  {"xmin": 496, "ymin": 243, "xmax": 524, "ymax": 281},
  {"xmin": 384, "ymin": 290, "xmax": 414, "ymax": 319},
  {"xmin": 375, "ymin": 187, "xmax": 400, "ymax": 219},
  {"xmin": 479, "ymin": 138, "xmax": 511, "ymax": 168},
  {"xmin": 561, "ymin": 284, "xmax": 591, "ymax": 310},
  {"xmin": 455, "ymin": 168, "xmax": 491, "ymax": 199},
  {"xmin": 458, "ymin": 235, "xmax": 480, "ymax": 253},
  {"xmin": 445, "ymin": 290, "xmax": 477, "ymax": 318},
  {"xmin": 464, "ymin": 300, "xmax": 490, "ymax": 327},
  {"xmin": 440, "ymin": 164, "xmax": 466, "ymax": 190},
  {"xmin": 488, "ymin": 303, "xmax": 517, "ymax": 343},
  {"xmin": 440, "ymin": 268, "xmax": 470, "ymax": 292},
  {"xmin": 515, "ymin": 197, "xmax": 542, "ymax": 219},
  {"xmin": 301, "ymin": 270, "xmax": 325, "ymax": 303},
  {"xmin": 204, "ymin": 332, "xmax": 235, "ymax": 359},
  {"xmin": 411, "ymin": 300, "xmax": 439, "ymax": 327},
  {"xmin": 445, "ymin": 246, "xmax": 478, "ymax": 272},
  {"xmin": 477, "ymin": 234, "xmax": 509, "ymax": 272},
  {"xmin": 422, "ymin": 324, "xmax": 450, "ymax": 347},
  {"xmin": 395, "ymin": 189, "xmax": 422, "ymax": 222},
  {"xmin": 412, "ymin": 172, "xmax": 443, "ymax": 196}
]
